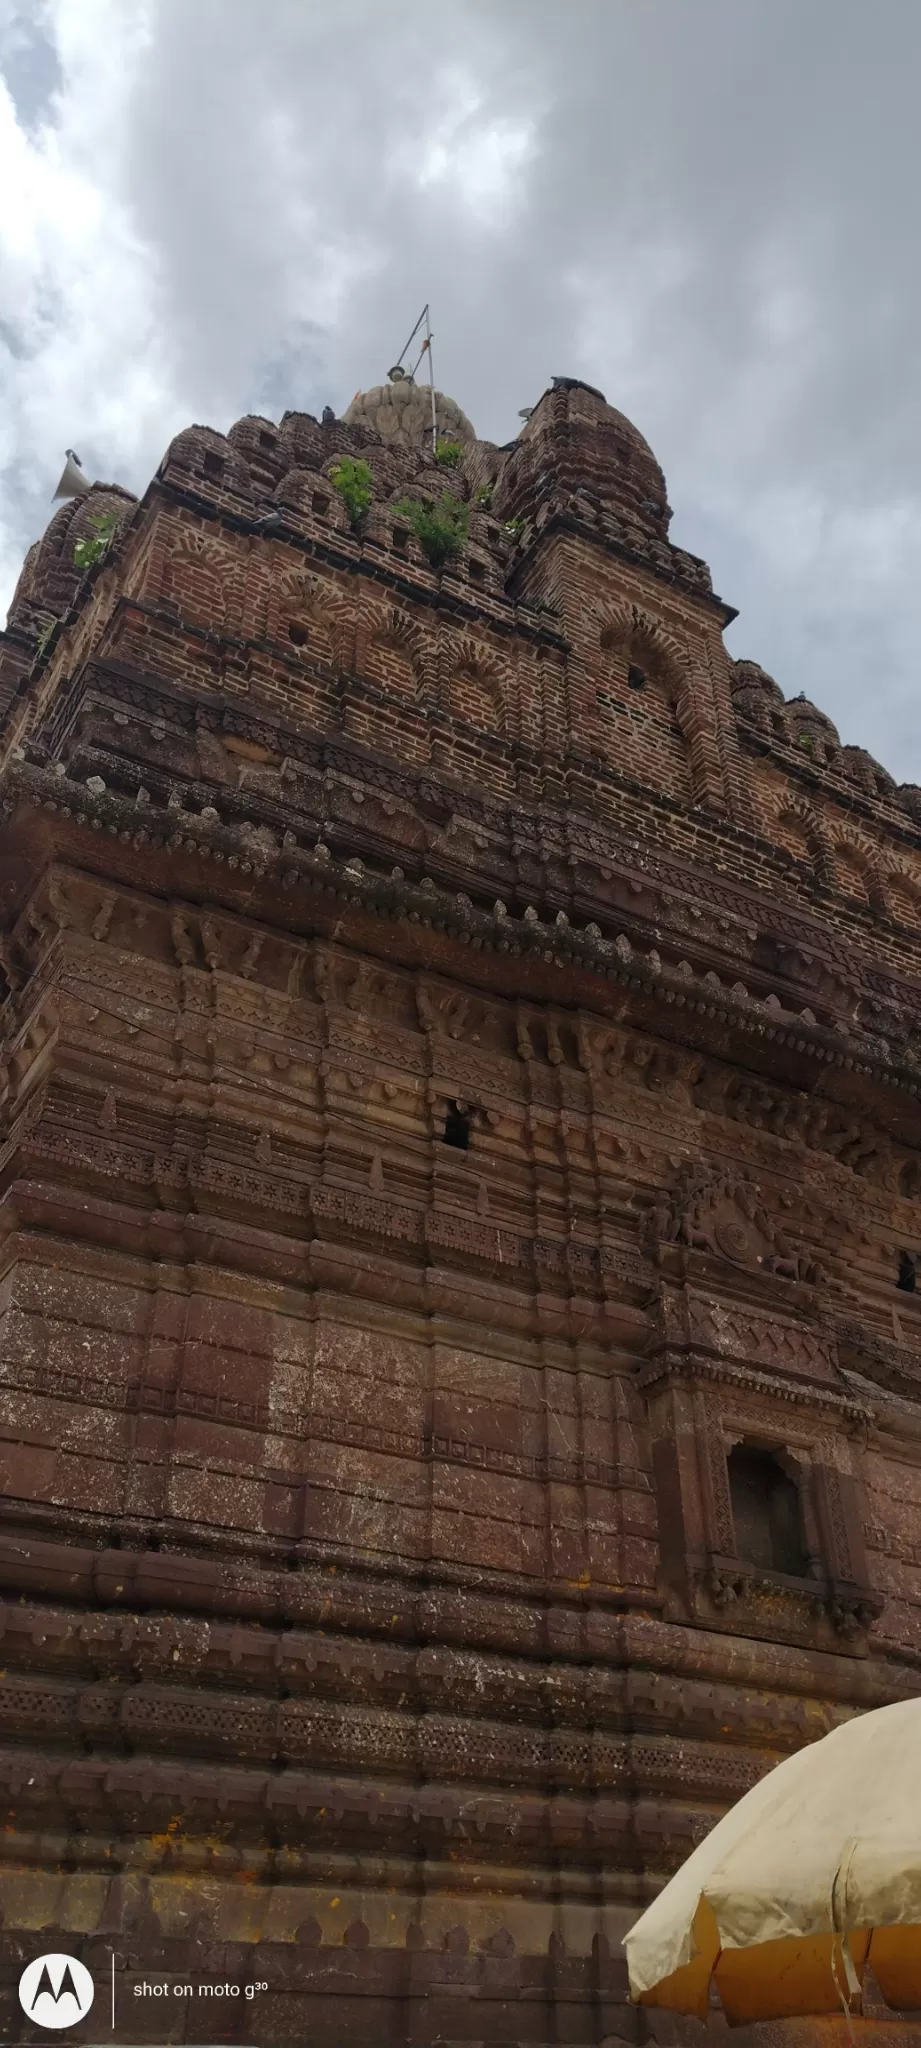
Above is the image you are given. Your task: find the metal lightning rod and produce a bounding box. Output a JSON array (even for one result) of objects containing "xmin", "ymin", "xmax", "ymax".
[{"xmin": 387, "ymin": 304, "xmax": 439, "ymax": 454}]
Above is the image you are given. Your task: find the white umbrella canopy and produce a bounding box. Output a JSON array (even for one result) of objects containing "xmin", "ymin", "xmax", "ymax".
[{"xmin": 623, "ymin": 1697, "xmax": 921, "ymax": 2025}]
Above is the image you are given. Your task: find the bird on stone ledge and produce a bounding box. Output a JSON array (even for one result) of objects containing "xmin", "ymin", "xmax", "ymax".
[{"xmin": 253, "ymin": 508, "xmax": 284, "ymax": 534}]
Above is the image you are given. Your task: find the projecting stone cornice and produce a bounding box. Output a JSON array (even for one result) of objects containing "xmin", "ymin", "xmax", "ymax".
[
  {"xmin": 0, "ymin": 1532, "xmax": 905, "ymax": 1709},
  {"xmin": 3, "ymin": 753, "xmax": 921, "ymax": 1120},
  {"xmin": 9, "ymin": 653, "xmax": 914, "ymax": 1007}
]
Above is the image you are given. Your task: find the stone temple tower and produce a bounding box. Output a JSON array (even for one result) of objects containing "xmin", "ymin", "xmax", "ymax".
[{"xmin": 0, "ymin": 367, "xmax": 919, "ymax": 2044}]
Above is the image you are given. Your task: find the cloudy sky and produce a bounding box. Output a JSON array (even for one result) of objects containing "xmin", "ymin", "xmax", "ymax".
[{"xmin": 2, "ymin": 0, "xmax": 919, "ymax": 777}]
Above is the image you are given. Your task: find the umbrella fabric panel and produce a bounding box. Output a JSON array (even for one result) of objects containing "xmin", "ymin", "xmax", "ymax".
[
  {"xmin": 623, "ymin": 1697, "xmax": 921, "ymax": 2017},
  {"xmin": 623, "ymin": 1721, "xmax": 824, "ymax": 1997}
]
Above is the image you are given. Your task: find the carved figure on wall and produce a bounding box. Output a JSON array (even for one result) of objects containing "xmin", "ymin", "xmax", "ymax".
[{"xmin": 653, "ymin": 1163, "xmax": 822, "ymax": 1284}]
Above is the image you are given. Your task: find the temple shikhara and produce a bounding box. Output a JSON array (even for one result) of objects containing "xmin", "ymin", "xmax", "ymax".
[{"xmin": 2, "ymin": 369, "xmax": 921, "ymax": 2044}]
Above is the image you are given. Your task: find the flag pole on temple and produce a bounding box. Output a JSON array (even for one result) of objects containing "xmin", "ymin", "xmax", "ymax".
[{"xmin": 387, "ymin": 304, "xmax": 439, "ymax": 454}]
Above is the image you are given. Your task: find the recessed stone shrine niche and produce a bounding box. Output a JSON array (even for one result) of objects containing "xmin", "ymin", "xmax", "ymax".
[
  {"xmin": 642, "ymin": 1162, "xmax": 880, "ymax": 1651},
  {"xmin": 728, "ymin": 1444, "xmax": 809, "ymax": 1578}
]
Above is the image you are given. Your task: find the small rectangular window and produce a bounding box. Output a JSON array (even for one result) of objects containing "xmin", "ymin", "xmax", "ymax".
[
  {"xmin": 443, "ymin": 1102, "xmax": 470, "ymax": 1150},
  {"xmin": 312, "ymin": 493, "xmax": 329, "ymax": 516},
  {"xmin": 203, "ymin": 452, "xmax": 224, "ymax": 479},
  {"xmin": 469, "ymin": 559, "xmax": 486, "ymax": 583},
  {"xmin": 392, "ymin": 526, "xmax": 409, "ymax": 550}
]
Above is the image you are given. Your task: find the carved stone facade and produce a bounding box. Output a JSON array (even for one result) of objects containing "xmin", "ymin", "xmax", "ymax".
[{"xmin": 0, "ymin": 372, "xmax": 919, "ymax": 2042}]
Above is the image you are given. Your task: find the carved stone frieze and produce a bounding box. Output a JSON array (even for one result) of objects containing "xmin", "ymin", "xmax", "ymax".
[
  {"xmin": 677, "ymin": 1291, "xmax": 839, "ymax": 1384},
  {"xmin": 650, "ymin": 1161, "xmax": 823, "ymax": 1284}
]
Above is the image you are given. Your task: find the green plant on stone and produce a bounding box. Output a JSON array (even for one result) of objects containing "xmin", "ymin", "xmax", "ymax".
[
  {"xmin": 434, "ymin": 438, "xmax": 463, "ymax": 469},
  {"xmin": 73, "ymin": 509, "xmax": 117, "ymax": 571},
  {"xmin": 35, "ymin": 619, "xmax": 55, "ymax": 656},
  {"xmin": 393, "ymin": 491, "xmax": 469, "ymax": 570},
  {"xmin": 503, "ymin": 516, "xmax": 524, "ymax": 539},
  {"xmin": 796, "ymin": 734, "xmax": 815, "ymax": 754},
  {"xmin": 474, "ymin": 484, "xmax": 493, "ymax": 506},
  {"xmin": 329, "ymin": 456, "xmax": 373, "ymax": 529}
]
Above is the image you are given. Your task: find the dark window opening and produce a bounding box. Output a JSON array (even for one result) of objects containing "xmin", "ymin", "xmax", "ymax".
[
  {"xmin": 259, "ymin": 432, "xmax": 276, "ymax": 451},
  {"xmin": 897, "ymin": 1251, "xmax": 917, "ymax": 1293},
  {"xmin": 627, "ymin": 664, "xmax": 646, "ymax": 691},
  {"xmin": 203, "ymin": 451, "xmax": 224, "ymax": 479},
  {"xmin": 487, "ymin": 525, "xmax": 500, "ymax": 544},
  {"xmin": 312, "ymin": 493, "xmax": 330, "ymax": 515},
  {"xmin": 469, "ymin": 558, "xmax": 486, "ymax": 583},
  {"xmin": 288, "ymin": 623, "xmax": 308, "ymax": 648},
  {"xmin": 443, "ymin": 1102, "xmax": 471, "ymax": 1150},
  {"xmin": 728, "ymin": 1445, "xmax": 809, "ymax": 1577},
  {"xmin": 392, "ymin": 526, "xmax": 409, "ymax": 549}
]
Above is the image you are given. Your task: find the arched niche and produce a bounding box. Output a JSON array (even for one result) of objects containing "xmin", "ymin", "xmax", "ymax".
[
  {"xmin": 163, "ymin": 529, "xmax": 233, "ymax": 629},
  {"xmin": 771, "ymin": 794, "xmax": 831, "ymax": 885},
  {"xmin": 273, "ymin": 569, "xmax": 345, "ymax": 669},
  {"xmin": 442, "ymin": 636, "xmax": 506, "ymax": 733},
  {"xmin": 831, "ymin": 830, "xmax": 886, "ymax": 911},
  {"xmin": 590, "ymin": 600, "xmax": 716, "ymax": 807},
  {"xmin": 882, "ymin": 860, "xmax": 921, "ymax": 931},
  {"xmin": 362, "ymin": 604, "xmax": 428, "ymax": 701}
]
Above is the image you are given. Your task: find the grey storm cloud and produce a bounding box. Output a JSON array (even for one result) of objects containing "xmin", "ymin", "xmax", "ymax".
[{"xmin": 1, "ymin": 0, "xmax": 919, "ymax": 771}]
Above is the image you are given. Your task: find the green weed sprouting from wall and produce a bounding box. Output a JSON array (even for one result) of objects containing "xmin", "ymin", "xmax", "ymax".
[
  {"xmin": 330, "ymin": 456, "xmax": 373, "ymax": 529},
  {"xmin": 73, "ymin": 510, "xmax": 118, "ymax": 572},
  {"xmin": 393, "ymin": 491, "xmax": 469, "ymax": 570}
]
